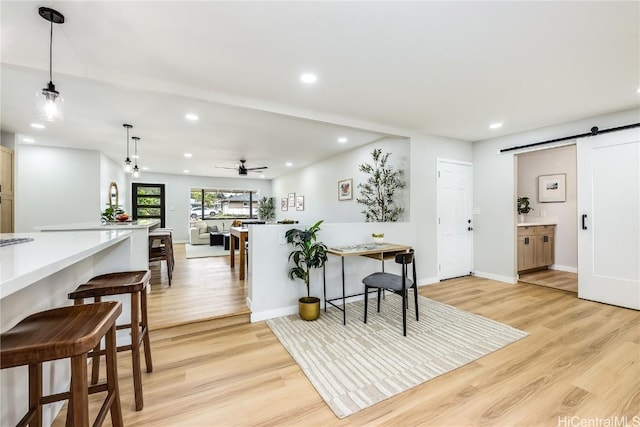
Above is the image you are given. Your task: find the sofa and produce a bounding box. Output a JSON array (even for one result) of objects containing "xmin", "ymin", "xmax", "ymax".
[{"xmin": 189, "ymin": 221, "xmax": 218, "ymax": 245}]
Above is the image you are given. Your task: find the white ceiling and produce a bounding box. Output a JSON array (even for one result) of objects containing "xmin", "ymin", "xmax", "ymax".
[{"xmin": 1, "ymin": 1, "xmax": 639, "ymax": 178}]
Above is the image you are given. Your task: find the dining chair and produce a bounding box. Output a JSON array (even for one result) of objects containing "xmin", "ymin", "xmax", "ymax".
[{"xmin": 362, "ymin": 249, "xmax": 418, "ymax": 336}]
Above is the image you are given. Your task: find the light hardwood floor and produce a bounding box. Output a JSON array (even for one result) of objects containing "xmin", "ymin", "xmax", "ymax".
[
  {"xmin": 147, "ymin": 243, "xmax": 250, "ymax": 330},
  {"xmin": 54, "ymin": 246, "xmax": 639, "ymax": 426},
  {"xmin": 519, "ymin": 269, "xmax": 578, "ymax": 293}
]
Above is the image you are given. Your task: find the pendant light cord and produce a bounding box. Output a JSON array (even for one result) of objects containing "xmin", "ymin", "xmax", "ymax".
[{"xmin": 49, "ymin": 20, "xmax": 53, "ymax": 82}]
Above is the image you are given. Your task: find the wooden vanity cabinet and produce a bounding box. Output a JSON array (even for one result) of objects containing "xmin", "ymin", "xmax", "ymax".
[
  {"xmin": 0, "ymin": 146, "xmax": 14, "ymax": 232},
  {"xmin": 517, "ymin": 225, "xmax": 555, "ymax": 273}
]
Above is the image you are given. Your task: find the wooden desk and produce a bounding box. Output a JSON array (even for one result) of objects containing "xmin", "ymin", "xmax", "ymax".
[
  {"xmin": 325, "ymin": 243, "xmax": 411, "ymax": 325},
  {"xmin": 229, "ymin": 227, "xmax": 248, "ymax": 280}
]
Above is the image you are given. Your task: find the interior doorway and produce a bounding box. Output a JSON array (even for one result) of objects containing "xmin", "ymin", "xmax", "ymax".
[{"xmin": 516, "ymin": 145, "xmax": 578, "ymax": 293}]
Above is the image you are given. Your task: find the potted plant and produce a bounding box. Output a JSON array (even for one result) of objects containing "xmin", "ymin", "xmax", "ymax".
[
  {"xmin": 257, "ymin": 196, "xmax": 275, "ymax": 223},
  {"xmin": 101, "ymin": 204, "xmax": 124, "ymax": 222},
  {"xmin": 517, "ymin": 197, "xmax": 534, "ymax": 222},
  {"xmin": 285, "ymin": 220, "xmax": 328, "ymax": 321},
  {"xmin": 357, "ymin": 148, "xmax": 406, "ymax": 222}
]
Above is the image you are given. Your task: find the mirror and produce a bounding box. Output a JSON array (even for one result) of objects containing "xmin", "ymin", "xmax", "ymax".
[{"xmin": 109, "ymin": 182, "xmax": 119, "ymax": 208}]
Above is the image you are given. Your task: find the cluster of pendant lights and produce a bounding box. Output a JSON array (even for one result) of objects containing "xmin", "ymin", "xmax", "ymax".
[{"xmin": 122, "ymin": 124, "xmax": 142, "ymax": 178}]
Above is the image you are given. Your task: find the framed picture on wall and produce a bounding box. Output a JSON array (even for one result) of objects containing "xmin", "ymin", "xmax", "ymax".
[
  {"xmin": 538, "ymin": 174, "xmax": 566, "ymax": 202},
  {"xmin": 296, "ymin": 196, "xmax": 304, "ymax": 211},
  {"xmin": 281, "ymin": 198, "xmax": 288, "ymax": 211},
  {"xmin": 338, "ymin": 178, "xmax": 353, "ymax": 201},
  {"xmin": 288, "ymin": 192, "xmax": 296, "ymax": 207}
]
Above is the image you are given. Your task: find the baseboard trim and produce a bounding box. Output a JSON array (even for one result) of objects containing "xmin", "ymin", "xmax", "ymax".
[
  {"xmin": 251, "ymin": 305, "xmax": 299, "ymax": 323},
  {"xmin": 550, "ymin": 264, "xmax": 578, "ymax": 273},
  {"xmin": 473, "ymin": 271, "xmax": 517, "ymax": 284}
]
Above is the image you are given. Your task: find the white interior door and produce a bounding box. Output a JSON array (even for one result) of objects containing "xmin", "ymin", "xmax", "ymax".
[
  {"xmin": 577, "ymin": 128, "xmax": 640, "ymax": 310},
  {"xmin": 437, "ymin": 159, "xmax": 473, "ymax": 280}
]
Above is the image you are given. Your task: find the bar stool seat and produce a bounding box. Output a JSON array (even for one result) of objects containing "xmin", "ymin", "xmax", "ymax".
[
  {"xmin": 1, "ymin": 301, "xmax": 123, "ymax": 427},
  {"xmin": 68, "ymin": 270, "xmax": 152, "ymax": 411}
]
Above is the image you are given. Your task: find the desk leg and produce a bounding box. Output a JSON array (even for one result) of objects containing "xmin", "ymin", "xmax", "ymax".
[
  {"xmin": 230, "ymin": 234, "xmax": 236, "ymax": 268},
  {"xmin": 323, "ymin": 266, "xmax": 327, "ymax": 312},
  {"xmin": 341, "ymin": 257, "xmax": 346, "ymax": 325}
]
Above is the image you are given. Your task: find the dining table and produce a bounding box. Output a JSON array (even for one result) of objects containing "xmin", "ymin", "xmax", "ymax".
[{"xmin": 229, "ymin": 226, "xmax": 249, "ymax": 280}]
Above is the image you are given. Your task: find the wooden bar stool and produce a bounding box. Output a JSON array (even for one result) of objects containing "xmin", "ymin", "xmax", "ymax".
[
  {"xmin": 68, "ymin": 270, "xmax": 152, "ymax": 411},
  {"xmin": 149, "ymin": 230, "xmax": 173, "ymax": 286},
  {"xmin": 1, "ymin": 301, "xmax": 123, "ymax": 427}
]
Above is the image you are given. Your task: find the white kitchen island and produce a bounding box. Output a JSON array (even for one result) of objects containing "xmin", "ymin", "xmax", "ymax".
[
  {"xmin": 0, "ymin": 230, "xmax": 133, "ymax": 426},
  {"xmin": 35, "ymin": 218, "xmax": 160, "ymax": 271}
]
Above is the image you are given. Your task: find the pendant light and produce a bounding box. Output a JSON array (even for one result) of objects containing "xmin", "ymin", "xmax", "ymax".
[
  {"xmin": 132, "ymin": 136, "xmax": 140, "ymax": 178},
  {"xmin": 123, "ymin": 124, "xmax": 133, "ymax": 173},
  {"xmin": 36, "ymin": 7, "xmax": 65, "ymax": 122}
]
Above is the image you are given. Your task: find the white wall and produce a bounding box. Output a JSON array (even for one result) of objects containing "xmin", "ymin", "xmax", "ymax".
[
  {"xmin": 15, "ymin": 145, "xmax": 101, "ymax": 232},
  {"xmin": 100, "ymin": 153, "xmax": 129, "ymax": 212},
  {"xmin": 473, "ymin": 108, "xmax": 640, "ymax": 282},
  {"xmin": 1, "ymin": 131, "xmax": 16, "ymax": 150},
  {"xmin": 517, "ymin": 144, "xmax": 577, "ymax": 271},
  {"xmin": 133, "ymin": 172, "xmax": 272, "ymax": 242},
  {"xmin": 272, "ymin": 137, "xmax": 411, "ymax": 224}
]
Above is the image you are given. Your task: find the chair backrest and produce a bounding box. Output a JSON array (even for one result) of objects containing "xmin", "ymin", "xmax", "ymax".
[
  {"xmin": 395, "ymin": 249, "xmax": 416, "ymax": 286},
  {"xmin": 395, "ymin": 249, "xmax": 414, "ymax": 265}
]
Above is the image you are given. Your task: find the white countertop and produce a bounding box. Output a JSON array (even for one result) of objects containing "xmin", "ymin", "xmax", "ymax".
[
  {"xmin": 0, "ymin": 230, "xmax": 131, "ymax": 299},
  {"xmin": 517, "ymin": 220, "xmax": 558, "ymax": 226},
  {"xmin": 35, "ymin": 218, "xmax": 160, "ymax": 231}
]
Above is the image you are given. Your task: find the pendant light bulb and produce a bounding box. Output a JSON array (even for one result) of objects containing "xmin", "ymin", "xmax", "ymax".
[
  {"xmin": 123, "ymin": 124, "xmax": 133, "ymax": 173},
  {"xmin": 37, "ymin": 7, "xmax": 65, "ymax": 122},
  {"xmin": 132, "ymin": 136, "xmax": 141, "ymax": 178}
]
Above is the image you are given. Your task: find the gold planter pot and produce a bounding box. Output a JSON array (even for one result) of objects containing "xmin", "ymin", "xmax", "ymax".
[{"xmin": 298, "ymin": 296, "xmax": 321, "ymax": 321}]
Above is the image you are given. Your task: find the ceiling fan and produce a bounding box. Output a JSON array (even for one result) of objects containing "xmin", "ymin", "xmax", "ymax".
[{"xmin": 217, "ymin": 159, "xmax": 268, "ymax": 176}]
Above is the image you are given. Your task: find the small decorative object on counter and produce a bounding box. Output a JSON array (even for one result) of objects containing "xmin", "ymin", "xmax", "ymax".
[{"xmin": 372, "ymin": 232, "xmax": 385, "ymax": 244}]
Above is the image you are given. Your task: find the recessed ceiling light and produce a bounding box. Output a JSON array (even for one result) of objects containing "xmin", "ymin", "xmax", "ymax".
[
  {"xmin": 260, "ymin": 174, "xmax": 265, "ymax": 179},
  {"xmin": 184, "ymin": 153, "xmax": 192, "ymax": 158},
  {"xmin": 185, "ymin": 113, "xmax": 199, "ymax": 121},
  {"xmin": 338, "ymin": 137, "xmax": 348, "ymax": 144},
  {"xmin": 285, "ymin": 162, "xmax": 293, "ymax": 167},
  {"xmin": 22, "ymin": 138, "xmax": 35, "ymax": 143},
  {"xmin": 132, "ymin": 155, "xmax": 139, "ymax": 159},
  {"xmin": 489, "ymin": 122, "xmax": 503, "ymax": 130},
  {"xmin": 300, "ymin": 73, "xmax": 317, "ymax": 84},
  {"xmin": 183, "ymin": 169, "xmax": 190, "ymax": 174},
  {"xmin": 142, "ymin": 167, "xmax": 149, "ymax": 171},
  {"xmin": 637, "ymin": 87, "xmax": 640, "ymax": 94},
  {"xmin": 30, "ymin": 123, "xmax": 45, "ymax": 129}
]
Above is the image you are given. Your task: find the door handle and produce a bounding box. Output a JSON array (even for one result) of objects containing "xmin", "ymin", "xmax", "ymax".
[{"xmin": 582, "ymin": 214, "xmax": 588, "ymax": 230}]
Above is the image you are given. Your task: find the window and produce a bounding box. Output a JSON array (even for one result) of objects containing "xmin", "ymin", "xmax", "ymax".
[
  {"xmin": 133, "ymin": 183, "xmax": 165, "ymax": 227},
  {"xmin": 190, "ymin": 188, "xmax": 258, "ymax": 221}
]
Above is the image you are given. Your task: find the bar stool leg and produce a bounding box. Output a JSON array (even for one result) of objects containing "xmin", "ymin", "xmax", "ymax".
[
  {"xmin": 70, "ymin": 353, "xmax": 90, "ymax": 426},
  {"xmin": 141, "ymin": 288, "xmax": 153, "ymax": 373},
  {"xmin": 131, "ymin": 291, "xmax": 144, "ymax": 410},
  {"xmin": 28, "ymin": 363, "xmax": 42, "ymax": 427},
  {"xmin": 105, "ymin": 324, "xmax": 124, "ymax": 427}
]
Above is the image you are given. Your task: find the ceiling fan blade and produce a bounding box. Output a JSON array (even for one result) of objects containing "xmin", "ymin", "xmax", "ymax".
[
  {"xmin": 245, "ymin": 166, "xmax": 268, "ymax": 171},
  {"xmin": 215, "ymin": 166, "xmax": 238, "ymax": 170}
]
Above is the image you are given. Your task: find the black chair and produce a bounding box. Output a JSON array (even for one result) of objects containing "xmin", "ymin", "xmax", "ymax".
[{"xmin": 362, "ymin": 249, "xmax": 418, "ymax": 336}]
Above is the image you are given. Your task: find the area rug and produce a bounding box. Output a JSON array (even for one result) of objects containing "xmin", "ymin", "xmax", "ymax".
[
  {"xmin": 267, "ymin": 295, "xmax": 528, "ymax": 419},
  {"xmin": 184, "ymin": 244, "xmax": 238, "ymax": 259}
]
